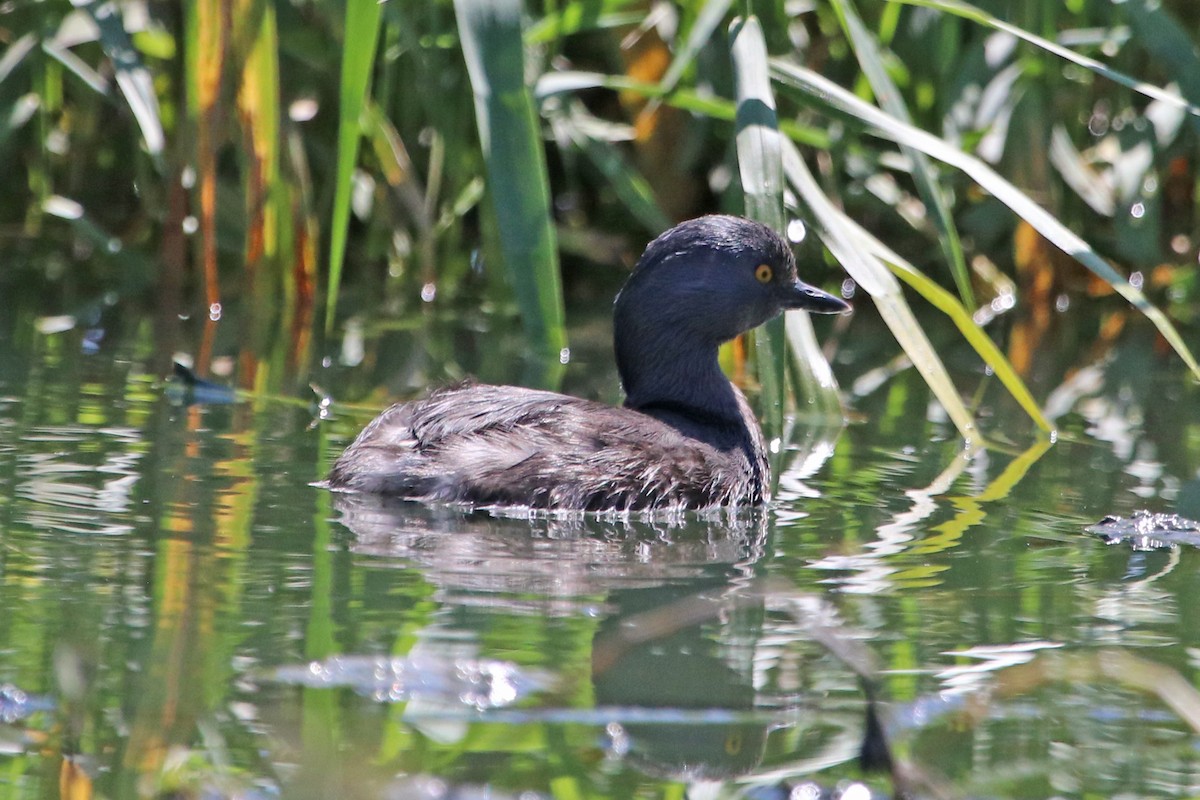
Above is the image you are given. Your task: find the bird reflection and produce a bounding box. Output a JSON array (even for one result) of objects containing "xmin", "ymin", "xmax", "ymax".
[
  {"xmin": 328, "ymin": 495, "xmax": 894, "ymax": 788},
  {"xmin": 332, "ymin": 493, "xmax": 769, "ymax": 611},
  {"xmin": 331, "ymin": 493, "xmax": 775, "ymax": 779}
]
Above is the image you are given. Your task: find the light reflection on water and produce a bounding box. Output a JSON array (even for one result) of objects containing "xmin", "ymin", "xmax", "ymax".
[
  {"xmin": 0, "ymin": 304, "xmax": 1197, "ymax": 798},
  {"xmin": 16, "ymin": 425, "xmax": 144, "ymax": 537}
]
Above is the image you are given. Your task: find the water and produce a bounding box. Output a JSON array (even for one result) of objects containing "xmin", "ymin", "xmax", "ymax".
[{"xmin": 1, "ymin": 285, "xmax": 1198, "ymax": 799}]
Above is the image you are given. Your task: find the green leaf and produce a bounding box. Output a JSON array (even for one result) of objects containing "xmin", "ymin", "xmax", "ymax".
[
  {"xmin": 661, "ymin": 0, "xmax": 735, "ymax": 94},
  {"xmin": 831, "ymin": 0, "xmax": 973, "ymax": 308},
  {"xmin": 731, "ymin": 16, "xmax": 843, "ymax": 442},
  {"xmin": 325, "ymin": 0, "xmax": 384, "ymax": 334},
  {"xmin": 456, "ymin": 0, "xmax": 567, "ymax": 383},
  {"xmin": 76, "ymin": 1, "xmax": 165, "ymax": 160},
  {"xmin": 771, "ymin": 59, "xmax": 1200, "ymax": 383},
  {"xmin": 782, "ymin": 139, "xmax": 981, "ymax": 444},
  {"xmin": 890, "ymin": 0, "xmax": 1200, "ymax": 120}
]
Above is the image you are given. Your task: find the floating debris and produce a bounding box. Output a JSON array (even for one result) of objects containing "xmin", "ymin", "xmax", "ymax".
[
  {"xmin": 167, "ymin": 363, "xmax": 237, "ymax": 406},
  {"xmin": 1086, "ymin": 511, "xmax": 1200, "ymax": 550}
]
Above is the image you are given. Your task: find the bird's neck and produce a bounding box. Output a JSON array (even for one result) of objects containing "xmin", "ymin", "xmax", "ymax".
[
  {"xmin": 619, "ymin": 337, "xmax": 768, "ymax": 499},
  {"xmin": 617, "ymin": 335, "xmax": 747, "ymax": 431}
]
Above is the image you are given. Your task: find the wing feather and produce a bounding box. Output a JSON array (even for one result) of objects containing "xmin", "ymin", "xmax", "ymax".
[{"xmin": 326, "ymin": 383, "xmax": 759, "ymax": 510}]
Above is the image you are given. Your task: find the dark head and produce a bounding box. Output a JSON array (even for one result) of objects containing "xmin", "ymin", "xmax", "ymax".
[{"xmin": 614, "ymin": 215, "xmax": 848, "ymax": 412}]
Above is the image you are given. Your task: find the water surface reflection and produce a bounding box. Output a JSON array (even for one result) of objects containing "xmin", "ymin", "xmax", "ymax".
[
  {"xmin": 0, "ymin": 298, "xmax": 1199, "ymax": 798},
  {"xmin": 327, "ymin": 496, "xmax": 809, "ymax": 778}
]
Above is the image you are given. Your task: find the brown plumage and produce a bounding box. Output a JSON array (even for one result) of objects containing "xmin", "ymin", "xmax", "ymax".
[
  {"xmin": 324, "ymin": 215, "xmax": 848, "ymax": 511},
  {"xmin": 326, "ymin": 382, "xmax": 765, "ymax": 510}
]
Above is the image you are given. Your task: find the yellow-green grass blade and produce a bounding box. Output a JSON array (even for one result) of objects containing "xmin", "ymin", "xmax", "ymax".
[
  {"xmin": 235, "ymin": 0, "xmax": 288, "ymax": 331},
  {"xmin": 890, "ymin": 0, "xmax": 1200, "ymax": 120},
  {"xmin": 844, "ymin": 213, "xmax": 1051, "ymax": 434},
  {"xmin": 730, "ymin": 16, "xmax": 842, "ymax": 433},
  {"xmin": 456, "ymin": 0, "xmax": 567, "ymax": 379},
  {"xmin": 783, "ymin": 139, "xmax": 980, "ymax": 444},
  {"xmin": 660, "ymin": 0, "xmax": 735, "ymax": 95},
  {"xmin": 771, "ymin": 59, "xmax": 1200, "ymax": 382},
  {"xmin": 830, "ymin": 0, "xmax": 973, "ymax": 309},
  {"xmin": 324, "ymin": 0, "xmax": 383, "ymax": 334},
  {"xmin": 184, "ymin": 0, "xmax": 223, "ymax": 312}
]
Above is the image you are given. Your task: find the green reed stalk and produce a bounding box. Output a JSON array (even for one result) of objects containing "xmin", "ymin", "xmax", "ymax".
[
  {"xmin": 325, "ymin": 0, "xmax": 384, "ymax": 335},
  {"xmin": 455, "ymin": 0, "xmax": 567, "ymax": 384},
  {"xmin": 729, "ymin": 16, "xmax": 843, "ymax": 431}
]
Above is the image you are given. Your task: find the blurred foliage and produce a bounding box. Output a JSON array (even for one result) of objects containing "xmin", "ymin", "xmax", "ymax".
[{"xmin": 0, "ymin": 0, "xmax": 1198, "ymax": 424}]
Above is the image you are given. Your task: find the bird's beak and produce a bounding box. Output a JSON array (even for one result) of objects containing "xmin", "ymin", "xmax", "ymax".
[{"xmin": 782, "ymin": 280, "xmax": 851, "ymax": 314}]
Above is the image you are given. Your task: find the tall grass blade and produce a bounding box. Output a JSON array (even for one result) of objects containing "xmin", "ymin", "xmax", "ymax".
[
  {"xmin": 730, "ymin": 15, "xmax": 786, "ymax": 440},
  {"xmin": 284, "ymin": 129, "xmax": 319, "ymax": 368},
  {"xmin": 0, "ymin": 33, "xmax": 35, "ymax": 86},
  {"xmin": 891, "ymin": 0, "xmax": 1200, "ymax": 119},
  {"xmin": 235, "ymin": 0, "xmax": 286, "ymax": 334},
  {"xmin": 730, "ymin": 16, "xmax": 842, "ymax": 435},
  {"xmin": 456, "ymin": 0, "xmax": 567, "ymax": 380},
  {"xmin": 730, "ymin": 18, "xmax": 783, "ymax": 231},
  {"xmin": 536, "ymin": 70, "xmax": 833, "ymax": 147},
  {"xmin": 79, "ymin": 1, "xmax": 164, "ymax": 161},
  {"xmin": 771, "ymin": 60, "xmax": 1200, "ymax": 382},
  {"xmin": 325, "ymin": 0, "xmax": 383, "ymax": 334},
  {"xmin": 552, "ymin": 102, "xmax": 671, "ymax": 235},
  {"xmin": 1123, "ymin": 1, "xmax": 1200, "ymax": 115},
  {"xmin": 185, "ymin": 0, "xmax": 224, "ymax": 314},
  {"xmin": 660, "ymin": 0, "xmax": 734, "ymax": 94},
  {"xmin": 831, "ymin": 0, "xmax": 973, "ymax": 309},
  {"xmin": 783, "ymin": 140, "xmax": 980, "ymax": 443},
  {"xmin": 846, "ymin": 213, "xmax": 1050, "ymax": 433}
]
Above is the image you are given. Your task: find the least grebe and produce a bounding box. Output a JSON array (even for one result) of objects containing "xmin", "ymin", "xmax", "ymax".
[{"xmin": 325, "ymin": 215, "xmax": 849, "ymax": 511}]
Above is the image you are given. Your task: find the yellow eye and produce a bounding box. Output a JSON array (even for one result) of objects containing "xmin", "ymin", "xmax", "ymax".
[{"xmin": 755, "ymin": 264, "xmax": 773, "ymax": 283}]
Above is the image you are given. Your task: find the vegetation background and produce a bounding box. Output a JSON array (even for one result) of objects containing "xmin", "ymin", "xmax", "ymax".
[{"xmin": 2, "ymin": 0, "xmax": 1199, "ymax": 437}]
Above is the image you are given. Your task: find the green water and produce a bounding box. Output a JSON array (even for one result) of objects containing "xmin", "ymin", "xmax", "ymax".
[{"xmin": 1, "ymin": 282, "xmax": 1198, "ymax": 800}]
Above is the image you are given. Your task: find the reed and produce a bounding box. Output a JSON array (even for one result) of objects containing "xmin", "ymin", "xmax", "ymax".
[{"xmin": 2, "ymin": 0, "xmax": 1197, "ymax": 429}]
